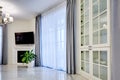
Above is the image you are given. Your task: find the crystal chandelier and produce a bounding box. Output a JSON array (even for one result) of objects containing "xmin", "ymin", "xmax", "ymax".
[{"xmin": 0, "ymin": 6, "xmax": 13, "ymax": 24}]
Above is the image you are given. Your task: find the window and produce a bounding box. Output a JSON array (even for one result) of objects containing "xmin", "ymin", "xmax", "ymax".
[{"xmin": 41, "ymin": 2, "xmax": 66, "ymax": 71}]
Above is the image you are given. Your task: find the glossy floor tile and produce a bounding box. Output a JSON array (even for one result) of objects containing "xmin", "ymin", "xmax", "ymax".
[{"xmin": 0, "ymin": 65, "xmax": 88, "ymax": 80}]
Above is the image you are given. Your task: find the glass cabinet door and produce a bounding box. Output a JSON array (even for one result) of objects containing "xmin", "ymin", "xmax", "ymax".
[
  {"xmin": 92, "ymin": 0, "xmax": 108, "ymax": 46},
  {"xmin": 80, "ymin": 0, "xmax": 110, "ymax": 80},
  {"xmin": 81, "ymin": 0, "xmax": 108, "ymax": 47},
  {"xmin": 80, "ymin": 0, "xmax": 90, "ymax": 47},
  {"xmin": 81, "ymin": 51, "xmax": 90, "ymax": 74},
  {"xmin": 92, "ymin": 48, "xmax": 109, "ymax": 80}
]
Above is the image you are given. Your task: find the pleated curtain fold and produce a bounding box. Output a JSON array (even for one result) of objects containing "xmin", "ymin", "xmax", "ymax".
[
  {"xmin": 35, "ymin": 15, "xmax": 41, "ymax": 66},
  {"xmin": 66, "ymin": 0, "xmax": 76, "ymax": 74}
]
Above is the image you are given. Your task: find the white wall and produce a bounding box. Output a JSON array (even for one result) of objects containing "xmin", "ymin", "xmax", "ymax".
[{"xmin": 7, "ymin": 19, "xmax": 35, "ymax": 65}]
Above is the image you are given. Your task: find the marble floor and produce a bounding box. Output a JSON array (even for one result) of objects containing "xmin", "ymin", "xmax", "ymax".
[{"xmin": 0, "ymin": 65, "xmax": 88, "ymax": 80}]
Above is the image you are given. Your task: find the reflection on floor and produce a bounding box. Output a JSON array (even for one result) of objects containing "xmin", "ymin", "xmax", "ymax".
[{"xmin": 0, "ymin": 65, "xmax": 88, "ymax": 80}]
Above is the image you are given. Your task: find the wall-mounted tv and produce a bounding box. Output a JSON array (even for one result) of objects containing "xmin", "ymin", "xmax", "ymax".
[{"xmin": 15, "ymin": 32, "xmax": 34, "ymax": 44}]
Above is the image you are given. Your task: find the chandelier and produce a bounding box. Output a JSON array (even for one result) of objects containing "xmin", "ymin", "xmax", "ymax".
[{"xmin": 0, "ymin": 6, "xmax": 13, "ymax": 24}]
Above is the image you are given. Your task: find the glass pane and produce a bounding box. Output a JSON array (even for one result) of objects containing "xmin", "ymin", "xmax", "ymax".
[
  {"xmin": 85, "ymin": 11, "xmax": 89, "ymax": 22},
  {"xmin": 85, "ymin": 35, "xmax": 89, "ymax": 45},
  {"xmin": 81, "ymin": 36, "xmax": 84, "ymax": 46},
  {"xmin": 92, "ymin": 78, "xmax": 98, "ymax": 80},
  {"xmin": 81, "ymin": 8, "xmax": 84, "ymax": 14},
  {"xmin": 56, "ymin": 30, "xmax": 61, "ymax": 42},
  {"xmin": 93, "ymin": 17, "xmax": 98, "ymax": 31},
  {"xmin": 93, "ymin": 51, "xmax": 99, "ymax": 64},
  {"xmin": 100, "ymin": 12, "xmax": 107, "ymax": 28},
  {"xmin": 81, "ymin": 25, "xmax": 84, "ymax": 35},
  {"xmin": 81, "ymin": 3, "xmax": 84, "ymax": 14},
  {"xmin": 61, "ymin": 29, "xmax": 64, "ymax": 42},
  {"xmin": 100, "ymin": 0, "xmax": 107, "ymax": 12},
  {"xmin": 93, "ymin": 64, "xmax": 99, "ymax": 78},
  {"xmin": 100, "ymin": 51, "xmax": 107, "ymax": 65},
  {"xmin": 81, "ymin": 0, "xmax": 84, "ymax": 3},
  {"xmin": 81, "ymin": 51, "xmax": 84, "ymax": 60},
  {"xmin": 81, "ymin": 62, "xmax": 85, "ymax": 71},
  {"xmin": 100, "ymin": 29, "xmax": 107, "ymax": 44},
  {"xmin": 84, "ymin": 23, "xmax": 89, "ymax": 34},
  {"xmin": 85, "ymin": 62, "xmax": 89, "ymax": 73},
  {"xmin": 84, "ymin": 0, "xmax": 89, "ymax": 10},
  {"xmin": 81, "ymin": 15, "xmax": 84, "ymax": 25},
  {"xmin": 100, "ymin": 66, "xmax": 107, "ymax": 80},
  {"xmin": 81, "ymin": 3, "xmax": 84, "ymax": 10},
  {"xmin": 93, "ymin": 0, "xmax": 97, "ymax": 3},
  {"xmin": 93, "ymin": 1, "xmax": 98, "ymax": 17},
  {"xmin": 93, "ymin": 32, "xmax": 98, "ymax": 44},
  {"xmin": 85, "ymin": 51, "xmax": 89, "ymax": 62}
]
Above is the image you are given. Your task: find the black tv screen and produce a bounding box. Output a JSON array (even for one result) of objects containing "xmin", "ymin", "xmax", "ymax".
[{"xmin": 15, "ymin": 32, "xmax": 34, "ymax": 44}]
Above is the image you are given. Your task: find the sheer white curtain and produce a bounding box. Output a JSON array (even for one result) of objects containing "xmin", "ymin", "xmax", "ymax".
[{"xmin": 41, "ymin": 2, "xmax": 66, "ymax": 71}]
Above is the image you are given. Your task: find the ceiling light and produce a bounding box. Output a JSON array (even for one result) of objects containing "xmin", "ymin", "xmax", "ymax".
[{"xmin": 0, "ymin": 6, "xmax": 14, "ymax": 24}]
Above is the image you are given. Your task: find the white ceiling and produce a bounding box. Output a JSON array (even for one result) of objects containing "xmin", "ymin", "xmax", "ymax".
[{"xmin": 1, "ymin": 0, "xmax": 65, "ymax": 20}]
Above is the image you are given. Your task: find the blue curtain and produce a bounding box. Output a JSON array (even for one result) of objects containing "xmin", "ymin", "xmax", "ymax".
[
  {"xmin": 35, "ymin": 15, "xmax": 41, "ymax": 66},
  {"xmin": 66, "ymin": 0, "xmax": 76, "ymax": 74},
  {"xmin": 2, "ymin": 25, "xmax": 8, "ymax": 65}
]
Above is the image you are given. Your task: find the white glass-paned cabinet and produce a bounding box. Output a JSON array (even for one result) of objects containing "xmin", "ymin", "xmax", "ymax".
[{"xmin": 80, "ymin": 0, "xmax": 110, "ymax": 80}]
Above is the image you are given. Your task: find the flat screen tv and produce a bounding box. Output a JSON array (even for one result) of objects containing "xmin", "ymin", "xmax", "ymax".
[{"xmin": 15, "ymin": 32, "xmax": 34, "ymax": 44}]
